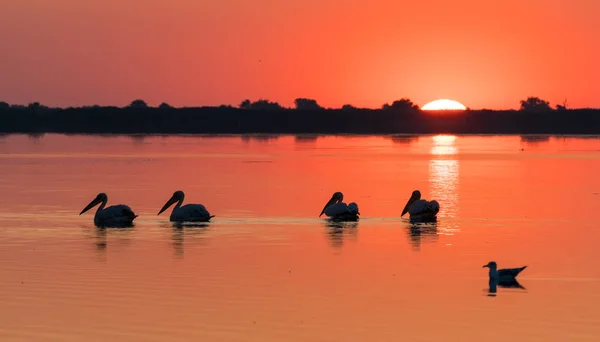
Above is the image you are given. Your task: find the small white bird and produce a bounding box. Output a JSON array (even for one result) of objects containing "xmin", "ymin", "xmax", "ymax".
[
  {"xmin": 319, "ymin": 192, "xmax": 360, "ymax": 221},
  {"xmin": 483, "ymin": 261, "xmax": 527, "ymax": 281},
  {"xmin": 401, "ymin": 190, "xmax": 440, "ymax": 221},
  {"xmin": 80, "ymin": 193, "xmax": 137, "ymax": 227},
  {"xmin": 158, "ymin": 190, "xmax": 214, "ymax": 222}
]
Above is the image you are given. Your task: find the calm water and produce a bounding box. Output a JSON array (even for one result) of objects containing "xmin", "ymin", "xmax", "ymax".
[{"xmin": 0, "ymin": 134, "xmax": 599, "ymax": 341}]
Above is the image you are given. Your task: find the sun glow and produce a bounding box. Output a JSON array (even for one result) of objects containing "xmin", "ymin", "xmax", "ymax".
[{"xmin": 422, "ymin": 99, "xmax": 467, "ymax": 111}]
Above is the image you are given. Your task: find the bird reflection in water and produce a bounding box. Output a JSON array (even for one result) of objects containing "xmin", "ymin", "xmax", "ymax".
[
  {"xmin": 87, "ymin": 226, "xmax": 134, "ymax": 260},
  {"xmin": 324, "ymin": 220, "xmax": 358, "ymax": 248},
  {"xmin": 95, "ymin": 227, "xmax": 108, "ymax": 251},
  {"xmin": 169, "ymin": 222, "xmax": 211, "ymax": 258},
  {"xmin": 487, "ymin": 278, "xmax": 526, "ymax": 297},
  {"xmin": 406, "ymin": 221, "xmax": 438, "ymax": 251}
]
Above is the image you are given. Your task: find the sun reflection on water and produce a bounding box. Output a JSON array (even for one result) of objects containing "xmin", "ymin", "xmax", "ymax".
[
  {"xmin": 429, "ymin": 135, "xmax": 460, "ymax": 218},
  {"xmin": 431, "ymin": 135, "xmax": 457, "ymax": 155}
]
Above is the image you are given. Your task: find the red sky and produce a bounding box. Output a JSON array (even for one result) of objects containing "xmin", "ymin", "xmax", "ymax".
[{"xmin": 1, "ymin": 0, "xmax": 598, "ymax": 109}]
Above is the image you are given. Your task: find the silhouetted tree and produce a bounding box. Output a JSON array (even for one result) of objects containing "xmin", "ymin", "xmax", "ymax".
[
  {"xmin": 28, "ymin": 102, "xmax": 41, "ymax": 110},
  {"xmin": 0, "ymin": 101, "xmax": 9, "ymax": 110},
  {"xmin": 239, "ymin": 99, "xmax": 251, "ymax": 109},
  {"xmin": 519, "ymin": 97, "xmax": 551, "ymax": 112},
  {"xmin": 158, "ymin": 102, "xmax": 172, "ymax": 109},
  {"xmin": 82, "ymin": 105, "xmax": 102, "ymax": 110},
  {"xmin": 129, "ymin": 99, "xmax": 148, "ymax": 108},
  {"xmin": 247, "ymin": 99, "xmax": 282, "ymax": 111},
  {"xmin": 294, "ymin": 98, "xmax": 323, "ymax": 110},
  {"xmin": 27, "ymin": 102, "xmax": 50, "ymax": 113},
  {"xmin": 382, "ymin": 98, "xmax": 420, "ymax": 112},
  {"xmin": 556, "ymin": 99, "xmax": 568, "ymax": 111},
  {"xmin": 342, "ymin": 104, "xmax": 357, "ymax": 111}
]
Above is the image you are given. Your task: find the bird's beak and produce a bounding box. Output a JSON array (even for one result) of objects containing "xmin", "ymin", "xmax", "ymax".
[
  {"xmin": 80, "ymin": 197, "xmax": 102, "ymax": 215},
  {"xmin": 319, "ymin": 195, "xmax": 338, "ymax": 217},
  {"xmin": 482, "ymin": 264, "xmax": 489, "ymax": 268},
  {"xmin": 401, "ymin": 194, "xmax": 417, "ymax": 217},
  {"xmin": 158, "ymin": 195, "xmax": 178, "ymax": 215}
]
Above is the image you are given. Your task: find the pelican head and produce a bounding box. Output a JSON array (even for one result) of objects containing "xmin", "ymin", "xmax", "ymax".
[
  {"xmin": 319, "ymin": 191, "xmax": 343, "ymax": 217},
  {"xmin": 401, "ymin": 190, "xmax": 421, "ymax": 217},
  {"xmin": 80, "ymin": 193, "xmax": 108, "ymax": 215},
  {"xmin": 348, "ymin": 202, "xmax": 359, "ymax": 215},
  {"xmin": 483, "ymin": 261, "xmax": 497, "ymax": 269},
  {"xmin": 158, "ymin": 190, "xmax": 185, "ymax": 215}
]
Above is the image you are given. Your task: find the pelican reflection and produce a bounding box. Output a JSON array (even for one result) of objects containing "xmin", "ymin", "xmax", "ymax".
[
  {"xmin": 86, "ymin": 225, "xmax": 134, "ymax": 259},
  {"xmin": 172, "ymin": 221, "xmax": 211, "ymax": 229},
  {"xmin": 169, "ymin": 223, "xmax": 211, "ymax": 258},
  {"xmin": 95, "ymin": 227, "xmax": 108, "ymax": 251},
  {"xmin": 406, "ymin": 221, "xmax": 438, "ymax": 250},
  {"xmin": 172, "ymin": 227, "xmax": 184, "ymax": 258},
  {"xmin": 324, "ymin": 220, "xmax": 358, "ymax": 248}
]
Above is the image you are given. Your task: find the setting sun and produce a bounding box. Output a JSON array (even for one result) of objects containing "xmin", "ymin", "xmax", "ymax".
[{"xmin": 422, "ymin": 99, "xmax": 467, "ymax": 111}]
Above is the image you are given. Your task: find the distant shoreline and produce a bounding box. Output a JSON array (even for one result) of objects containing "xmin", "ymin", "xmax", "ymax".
[
  {"xmin": 4, "ymin": 133, "xmax": 600, "ymax": 140},
  {"xmin": 2, "ymin": 106, "xmax": 600, "ymax": 135}
]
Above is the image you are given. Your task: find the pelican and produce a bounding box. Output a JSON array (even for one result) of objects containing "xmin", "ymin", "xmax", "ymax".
[
  {"xmin": 483, "ymin": 261, "xmax": 527, "ymax": 281},
  {"xmin": 158, "ymin": 190, "xmax": 214, "ymax": 222},
  {"xmin": 79, "ymin": 193, "xmax": 137, "ymax": 227},
  {"xmin": 401, "ymin": 190, "xmax": 440, "ymax": 221},
  {"xmin": 319, "ymin": 192, "xmax": 360, "ymax": 221}
]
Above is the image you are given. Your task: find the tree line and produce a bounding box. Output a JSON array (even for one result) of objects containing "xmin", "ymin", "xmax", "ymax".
[
  {"xmin": 0, "ymin": 96, "xmax": 572, "ymax": 112},
  {"xmin": 1, "ymin": 96, "xmax": 599, "ymax": 135}
]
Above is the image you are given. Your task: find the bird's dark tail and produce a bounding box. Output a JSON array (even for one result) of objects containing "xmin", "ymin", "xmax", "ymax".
[{"xmin": 515, "ymin": 266, "xmax": 528, "ymax": 276}]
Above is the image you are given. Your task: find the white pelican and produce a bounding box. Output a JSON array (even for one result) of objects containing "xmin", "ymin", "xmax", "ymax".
[
  {"xmin": 401, "ymin": 190, "xmax": 440, "ymax": 221},
  {"xmin": 158, "ymin": 190, "xmax": 214, "ymax": 222},
  {"xmin": 319, "ymin": 192, "xmax": 360, "ymax": 221},
  {"xmin": 79, "ymin": 193, "xmax": 137, "ymax": 227},
  {"xmin": 483, "ymin": 261, "xmax": 527, "ymax": 281}
]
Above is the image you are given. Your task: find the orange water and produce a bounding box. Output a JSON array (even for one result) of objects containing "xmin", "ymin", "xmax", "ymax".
[{"xmin": 0, "ymin": 134, "xmax": 599, "ymax": 341}]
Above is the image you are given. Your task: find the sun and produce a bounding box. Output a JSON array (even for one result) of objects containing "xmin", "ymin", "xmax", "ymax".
[{"xmin": 421, "ymin": 99, "xmax": 467, "ymax": 111}]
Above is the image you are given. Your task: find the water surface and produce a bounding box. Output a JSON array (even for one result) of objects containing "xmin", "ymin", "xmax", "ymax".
[{"xmin": 0, "ymin": 134, "xmax": 599, "ymax": 341}]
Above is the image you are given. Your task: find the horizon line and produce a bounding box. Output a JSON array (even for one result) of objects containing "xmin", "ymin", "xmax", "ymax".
[{"xmin": 3, "ymin": 100, "xmax": 599, "ymax": 112}]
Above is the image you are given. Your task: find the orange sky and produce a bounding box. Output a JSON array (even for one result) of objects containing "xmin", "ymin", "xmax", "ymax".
[{"xmin": 1, "ymin": 0, "xmax": 598, "ymax": 109}]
